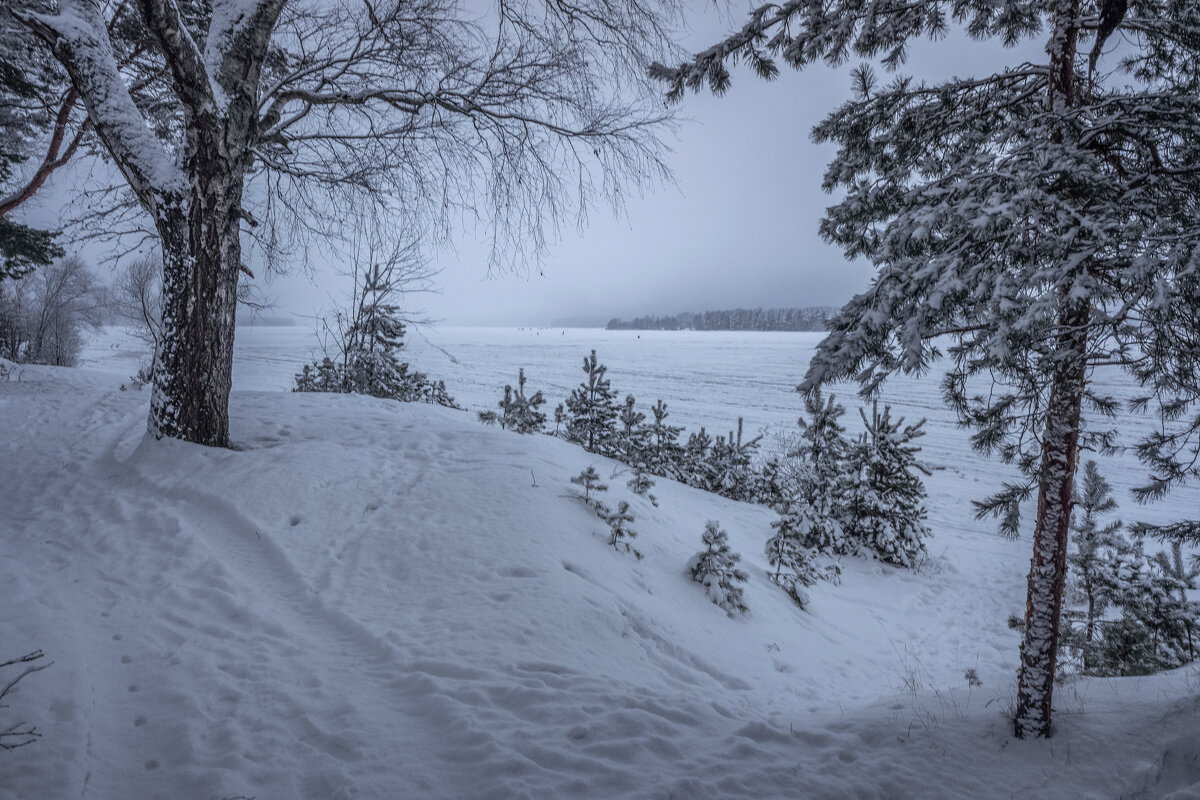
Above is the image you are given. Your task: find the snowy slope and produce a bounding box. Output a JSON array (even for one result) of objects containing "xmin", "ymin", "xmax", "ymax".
[{"xmin": 1, "ymin": 364, "xmax": 1198, "ymax": 799}]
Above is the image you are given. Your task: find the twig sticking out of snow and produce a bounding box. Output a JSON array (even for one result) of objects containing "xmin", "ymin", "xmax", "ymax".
[{"xmin": 0, "ymin": 650, "xmax": 52, "ymax": 751}]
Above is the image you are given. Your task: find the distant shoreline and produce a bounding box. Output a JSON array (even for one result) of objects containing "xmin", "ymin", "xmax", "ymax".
[{"xmin": 605, "ymin": 306, "xmax": 834, "ymax": 332}]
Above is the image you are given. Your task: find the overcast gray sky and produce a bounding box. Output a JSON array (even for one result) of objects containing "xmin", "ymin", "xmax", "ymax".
[
  {"xmin": 266, "ymin": 7, "xmax": 876, "ymax": 327},
  {"xmin": 19, "ymin": 5, "xmax": 1041, "ymax": 328}
]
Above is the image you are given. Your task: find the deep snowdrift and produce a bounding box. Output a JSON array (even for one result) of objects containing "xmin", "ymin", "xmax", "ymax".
[{"xmin": 1, "ymin": 364, "xmax": 1197, "ymax": 799}]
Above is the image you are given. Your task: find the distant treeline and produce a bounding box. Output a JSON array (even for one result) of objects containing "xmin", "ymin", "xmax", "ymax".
[{"xmin": 606, "ymin": 306, "xmax": 835, "ymax": 332}]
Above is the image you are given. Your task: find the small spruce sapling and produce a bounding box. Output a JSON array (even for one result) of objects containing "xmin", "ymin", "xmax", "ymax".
[
  {"xmin": 498, "ymin": 368, "xmax": 547, "ymax": 433},
  {"xmin": 842, "ymin": 402, "xmax": 931, "ymax": 566},
  {"xmin": 765, "ymin": 498, "xmax": 832, "ymax": 608},
  {"xmin": 617, "ymin": 394, "xmax": 648, "ymax": 464},
  {"xmin": 691, "ymin": 521, "xmax": 749, "ymax": 616},
  {"xmin": 603, "ymin": 501, "xmax": 642, "ymax": 559},
  {"xmin": 570, "ymin": 466, "xmax": 608, "ymax": 506},
  {"xmin": 563, "ymin": 350, "xmax": 620, "ymax": 454},
  {"xmin": 1060, "ymin": 461, "xmax": 1200, "ymax": 675},
  {"xmin": 626, "ymin": 467, "xmax": 657, "ymax": 506},
  {"xmin": 708, "ymin": 418, "xmax": 761, "ymax": 502},
  {"xmin": 645, "ymin": 399, "xmax": 684, "ymax": 478},
  {"xmin": 788, "ymin": 390, "xmax": 852, "ymax": 555},
  {"xmin": 1062, "ymin": 460, "xmax": 1128, "ymax": 673},
  {"xmin": 682, "ymin": 427, "xmax": 714, "ymax": 490}
]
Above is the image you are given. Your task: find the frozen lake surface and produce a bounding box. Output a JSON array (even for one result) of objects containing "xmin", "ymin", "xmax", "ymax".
[{"xmin": 82, "ymin": 323, "xmax": 1193, "ymax": 530}]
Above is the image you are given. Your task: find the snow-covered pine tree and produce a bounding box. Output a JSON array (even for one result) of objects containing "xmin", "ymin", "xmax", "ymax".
[
  {"xmin": 765, "ymin": 498, "xmax": 831, "ymax": 609},
  {"xmin": 570, "ymin": 465, "xmax": 608, "ymax": 506},
  {"xmin": 340, "ymin": 262, "xmax": 411, "ymax": 397},
  {"xmin": 0, "ymin": 8, "xmax": 66, "ymax": 279},
  {"xmin": 1145, "ymin": 542, "xmax": 1200, "ymax": 665},
  {"xmin": 1099, "ymin": 546, "xmax": 1200, "ymax": 675},
  {"xmin": 788, "ymin": 390, "xmax": 850, "ymax": 555},
  {"xmin": 498, "ymin": 368, "xmax": 547, "ymax": 433},
  {"xmin": 752, "ymin": 456, "xmax": 787, "ymax": 510},
  {"xmin": 1151, "ymin": 542, "xmax": 1200, "ymax": 610},
  {"xmin": 616, "ymin": 394, "xmax": 649, "ymax": 465},
  {"xmin": 681, "ymin": 427, "xmax": 714, "ymax": 490},
  {"xmin": 603, "ymin": 500, "xmax": 642, "ymax": 559},
  {"xmin": 708, "ymin": 418, "xmax": 762, "ymax": 502},
  {"xmin": 842, "ymin": 402, "xmax": 931, "ymax": 567},
  {"xmin": 626, "ymin": 467, "xmax": 657, "ymax": 506},
  {"xmin": 295, "ymin": 262, "xmax": 456, "ymax": 407},
  {"xmin": 645, "ymin": 399, "xmax": 684, "ymax": 479},
  {"xmin": 654, "ymin": 0, "xmax": 1200, "ymax": 738},
  {"xmin": 691, "ymin": 521, "xmax": 748, "ymax": 616},
  {"xmin": 1062, "ymin": 460, "xmax": 1128, "ymax": 674},
  {"xmin": 564, "ymin": 350, "xmax": 620, "ymax": 455}
]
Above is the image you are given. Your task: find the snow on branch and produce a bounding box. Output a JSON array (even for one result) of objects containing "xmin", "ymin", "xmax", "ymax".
[{"xmin": 15, "ymin": 0, "xmax": 187, "ymax": 206}]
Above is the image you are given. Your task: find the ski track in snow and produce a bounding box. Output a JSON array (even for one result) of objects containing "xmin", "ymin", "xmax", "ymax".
[{"xmin": 0, "ymin": 332, "xmax": 1198, "ymax": 798}]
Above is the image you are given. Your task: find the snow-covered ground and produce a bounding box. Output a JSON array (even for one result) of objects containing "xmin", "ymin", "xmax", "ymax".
[{"xmin": 0, "ymin": 330, "xmax": 1196, "ymax": 798}]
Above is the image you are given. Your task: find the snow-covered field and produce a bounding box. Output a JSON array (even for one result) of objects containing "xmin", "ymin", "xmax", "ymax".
[{"xmin": 0, "ymin": 328, "xmax": 1196, "ymax": 798}]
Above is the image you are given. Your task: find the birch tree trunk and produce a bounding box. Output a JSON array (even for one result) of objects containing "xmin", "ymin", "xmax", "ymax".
[
  {"xmin": 149, "ymin": 174, "xmax": 243, "ymax": 445},
  {"xmin": 19, "ymin": 0, "xmax": 283, "ymax": 447}
]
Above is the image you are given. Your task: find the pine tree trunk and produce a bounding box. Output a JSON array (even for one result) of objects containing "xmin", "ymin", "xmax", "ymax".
[
  {"xmin": 1013, "ymin": 298, "xmax": 1089, "ymax": 738},
  {"xmin": 1011, "ymin": 0, "xmax": 1084, "ymax": 740},
  {"xmin": 1084, "ymin": 579, "xmax": 1096, "ymax": 674}
]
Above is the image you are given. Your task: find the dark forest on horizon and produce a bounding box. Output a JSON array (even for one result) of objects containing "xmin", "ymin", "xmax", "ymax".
[{"xmin": 606, "ymin": 307, "xmax": 833, "ymax": 332}]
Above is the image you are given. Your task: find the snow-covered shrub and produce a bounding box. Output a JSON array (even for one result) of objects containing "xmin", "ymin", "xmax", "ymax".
[
  {"xmin": 294, "ymin": 353, "xmax": 455, "ymax": 407},
  {"xmin": 690, "ymin": 521, "xmax": 748, "ymax": 616}
]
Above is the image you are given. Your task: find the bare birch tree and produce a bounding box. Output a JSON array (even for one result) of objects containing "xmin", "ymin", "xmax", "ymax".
[{"xmin": 12, "ymin": 0, "xmax": 679, "ymax": 446}]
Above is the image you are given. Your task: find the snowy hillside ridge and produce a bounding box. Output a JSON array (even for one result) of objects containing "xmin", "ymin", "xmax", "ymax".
[{"xmin": 2, "ymin": 365, "xmax": 1199, "ymax": 799}]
